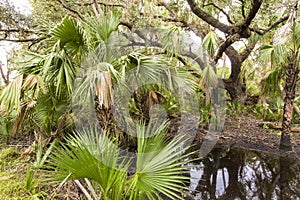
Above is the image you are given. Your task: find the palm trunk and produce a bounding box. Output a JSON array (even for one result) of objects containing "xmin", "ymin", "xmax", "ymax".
[
  {"xmin": 95, "ymin": 71, "xmax": 114, "ymax": 133},
  {"xmin": 280, "ymin": 62, "xmax": 298, "ymax": 151}
]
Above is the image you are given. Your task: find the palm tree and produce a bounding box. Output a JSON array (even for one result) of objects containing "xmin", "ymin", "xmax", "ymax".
[{"xmin": 259, "ymin": 12, "xmax": 300, "ymax": 150}]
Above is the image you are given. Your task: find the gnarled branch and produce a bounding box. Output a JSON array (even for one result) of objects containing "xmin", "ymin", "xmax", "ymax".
[{"xmin": 187, "ymin": 0, "xmax": 231, "ymax": 33}]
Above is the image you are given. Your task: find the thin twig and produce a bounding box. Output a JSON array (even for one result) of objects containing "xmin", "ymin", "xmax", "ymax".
[
  {"xmin": 203, "ymin": 2, "xmax": 234, "ymax": 24},
  {"xmin": 74, "ymin": 180, "xmax": 93, "ymax": 200},
  {"xmin": 56, "ymin": 0, "xmax": 84, "ymax": 20}
]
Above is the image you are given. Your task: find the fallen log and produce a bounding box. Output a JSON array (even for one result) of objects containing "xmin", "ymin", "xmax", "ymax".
[{"xmin": 258, "ymin": 122, "xmax": 300, "ymax": 132}]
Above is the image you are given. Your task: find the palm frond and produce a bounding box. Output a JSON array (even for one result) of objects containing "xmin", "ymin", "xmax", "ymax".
[
  {"xmin": 293, "ymin": 21, "xmax": 300, "ymax": 51},
  {"xmin": 22, "ymin": 74, "xmax": 44, "ymax": 99},
  {"xmin": 34, "ymin": 91, "xmax": 68, "ymax": 134},
  {"xmin": 51, "ymin": 16, "xmax": 86, "ymax": 57},
  {"xmin": 201, "ymin": 65, "xmax": 218, "ymax": 88},
  {"xmin": 0, "ymin": 75, "xmax": 23, "ymax": 113},
  {"xmin": 47, "ymin": 127, "xmax": 128, "ymax": 200},
  {"xmin": 84, "ymin": 12, "xmax": 120, "ymax": 51},
  {"xmin": 12, "ymin": 100, "xmax": 37, "ymax": 135},
  {"xmin": 260, "ymin": 66, "xmax": 283, "ymax": 98},
  {"xmin": 73, "ymin": 63, "xmax": 116, "ymax": 109},
  {"xmin": 47, "ymin": 120, "xmax": 195, "ymax": 199},
  {"xmin": 161, "ymin": 26, "xmax": 184, "ymax": 57},
  {"xmin": 202, "ymin": 31, "xmax": 219, "ymax": 58},
  {"xmin": 127, "ymin": 120, "xmax": 193, "ymax": 200},
  {"xmin": 259, "ymin": 43, "xmax": 288, "ymax": 68},
  {"xmin": 42, "ymin": 43, "xmax": 77, "ymax": 97}
]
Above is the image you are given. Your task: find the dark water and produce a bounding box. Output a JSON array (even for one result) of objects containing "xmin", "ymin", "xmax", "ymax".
[{"xmin": 189, "ymin": 146, "xmax": 300, "ymax": 200}]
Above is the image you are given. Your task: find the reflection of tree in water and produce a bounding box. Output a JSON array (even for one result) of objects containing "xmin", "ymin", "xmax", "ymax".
[
  {"xmin": 191, "ymin": 147, "xmax": 300, "ymax": 200},
  {"xmin": 280, "ymin": 156, "xmax": 300, "ymax": 200}
]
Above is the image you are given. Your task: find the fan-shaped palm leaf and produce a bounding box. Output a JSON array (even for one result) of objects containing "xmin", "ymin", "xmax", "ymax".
[
  {"xmin": 51, "ymin": 16, "xmax": 86, "ymax": 57},
  {"xmin": 73, "ymin": 62, "xmax": 116, "ymax": 108},
  {"xmin": 47, "ymin": 127, "xmax": 129, "ymax": 200},
  {"xmin": 201, "ymin": 65, "xmax": 218, "ymax": 88},
  {"xmin": 127, "ymin": 121, "xmax": 193, "ymax": 200},
  {"xmin": 84, "ymin": 12, "xmax": 120, "ymax": 44},
  {"xmin": 47, "ymin": 121, "xmax": 194, "ymax": 200}
]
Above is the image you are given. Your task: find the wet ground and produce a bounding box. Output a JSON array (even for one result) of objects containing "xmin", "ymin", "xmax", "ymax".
[
  {"xmin": 189, "ymin": 115, "xmax": 300, "ymax": 160},
  {"xmin": 188, "ymin": 146, "xmax": 300, "ymax": 200}
]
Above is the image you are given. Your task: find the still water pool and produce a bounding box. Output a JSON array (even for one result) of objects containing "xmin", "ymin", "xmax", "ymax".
[{"xmin": 189, "ymin": 146, "xmax": 300, "ymax": 200}]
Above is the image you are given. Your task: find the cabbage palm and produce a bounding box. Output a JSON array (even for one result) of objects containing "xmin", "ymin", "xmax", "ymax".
[{"xmin": 259, "ymin": 14, "xmax": 300, "ymax": 150}]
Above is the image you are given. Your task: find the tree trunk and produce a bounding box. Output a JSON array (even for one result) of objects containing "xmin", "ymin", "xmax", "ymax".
[
  {"xmin": 223, "ymin": 77, "xmax": 247, "ymax": 102},
  {"xmin": 223, "ymin": 45, "xmax": 254, "ymax": 103},
  {"xmin": 280, "ymin": 63, "xmax": 298, "ymax": 151}
]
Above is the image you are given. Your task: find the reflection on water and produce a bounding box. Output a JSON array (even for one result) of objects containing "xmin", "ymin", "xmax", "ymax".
[{"xmin": 189, "ymin": 146, "xmax": 300, "ymax": 200}]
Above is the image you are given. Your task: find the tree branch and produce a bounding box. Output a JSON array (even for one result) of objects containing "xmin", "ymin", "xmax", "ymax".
[
  {"xmin": 203, "ymin": 2, "xmax": 234, "ymax": 24},
  {"xmin": 250, "ymin": 14, "xmax": 289, "ymax": 35},
  {"xmin": 74, "ymin": 1, "xmax": 125, "ymax": 8},
  {"xmin": 119, "ymin": 21, "xmax": 133, "ymax": 30},
  {"xmin": 214, "ymin": 34, "xmax": 241, "ymax": 62},
  {"xmin": 0, "ymin": 37, "xmax": 45, "ymax": 43},
  {"xmin": 239, "ymin": 42, "xmax": 256, "ymax": 62},
  {"xmin": 153, "ymin": 15, "xmax": 188, "ymax": 25},
  {"xmin": 0, "ymin": 29, "xmax": 35, "ymax": 34},
  {"xmin": 187, "ymin": 0, "xmax": 231, "ymax": 33},
  {"xmin": 56, "ymin": 0, "xmax": 84, "ymax": 20},
  {"xmin": 243, "ymin": 0, "xmax": 263, "ymax": 28},
  {"xmin": 124, "ymin": 31, "xmax": 205, "ymax": 69},
  {"xmin": 157, "ymin": 0, "xmax": 175, "ymax": 15},
  {"xmin": 239, "ymin": 0, "xmax": 246, "ymax": 18}
]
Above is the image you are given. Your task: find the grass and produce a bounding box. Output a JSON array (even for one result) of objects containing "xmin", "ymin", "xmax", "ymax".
[{"xmin": 0, "ymin": 146, "xmax": 49, "ymax": 199}]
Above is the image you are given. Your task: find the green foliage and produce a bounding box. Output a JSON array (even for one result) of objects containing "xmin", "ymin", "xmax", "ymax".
[
  {"xmin": 0, "ymin": 111, "xmax": 16, "ymax": 137},
  {"xmin": 259, "ymin": 44, "xmax": 288, "ymax": 67},
  {"xmin": 51, "ymin": 16, "xmax": 86, "ymax": 57},
  {"xmin": 0, "ymin": 75, "xmax": 23, "ymax": 113},
  {"xmin": 202, "ymin": 31, "xmax": 219, "ymax": 58},
  {"xmin": 199, "ymin": 103, "xmax": 211, "ymax": 125},
  {"xmin": 26, "ymin": 166, "xmax": 35, "ymax": 190},
  {"xmin": 33, "ymin": 139, "xmax": 57, "ymax": 168},
  {"xmin": 42, "ymin": 44, "xmax": 78, "ymax": 98},
  {"xmin": 46, "ymin": 121, "xmax": 194, "ymax": 200},
  {"xmin": 161, "ymin": 26, "xmax": 184, "ymax": 57},
  {"xmin": 254, "ymin": 97, "xmax": 284, "ymax": 121},
  {"xmin": 34, "ymin": 92, "xmax": 69, "ymax": 135},
  {"xmin": 128, "ymin": 121, "xmax": 192, "ymax": 200},
  {"xmin": 226, "ymin": 101, "xmax": 248, "ymax": 116},
  {"xmin": 84, "ymin": 12, "xmax": 120, "ymax": 51},
  {"xmin": 0, "ymin": 147, "xmax": 48, "ymax": 199}
]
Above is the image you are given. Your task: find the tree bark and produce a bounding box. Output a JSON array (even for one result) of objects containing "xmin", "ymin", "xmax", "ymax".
[
  {"xmin": 223, "ymin": 77, "xmax": 246, "ymax": 102},
  {"xmin": 280, "ymin": 62, "xmax": 298, "ymax": 151},
  {"xmin": 222, "ymin": 46, "xmax": 252, "ymax": 103}
]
